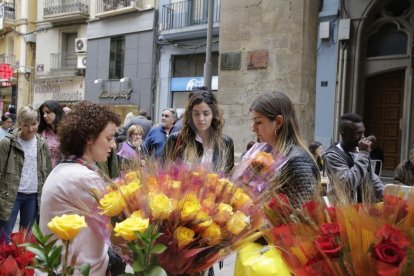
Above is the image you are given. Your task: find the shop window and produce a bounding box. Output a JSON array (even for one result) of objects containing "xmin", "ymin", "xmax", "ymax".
[
  {"xmin": 173, "ymin": 52, "xmax": 219, "ymax": 77},
  {"xmin": 109, "ymin": 36, "xmax": 125, "ymax": 79},
  {"xmin": 367, "ymin": 23, "xmax": 407, "ymax": 57}
]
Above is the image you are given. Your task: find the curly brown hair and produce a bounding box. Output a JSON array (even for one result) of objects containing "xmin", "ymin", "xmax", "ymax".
[{"xmin": 58, "ymin": 101, "xmax": 121, "ymax": 157}]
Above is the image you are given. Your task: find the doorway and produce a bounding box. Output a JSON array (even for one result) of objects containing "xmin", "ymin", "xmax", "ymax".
[{"xmin": 364, "ymin": 70, "xmax": 405, "ymax": 174}]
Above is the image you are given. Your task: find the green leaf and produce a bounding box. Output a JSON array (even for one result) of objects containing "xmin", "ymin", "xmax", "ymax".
[
  {"xmin": 48, "ymin": 245, "xmax": 63, "ymax": 269},
  {"xmin": 146, "ymin": 265, "xmax": 168, "ymax": 276},
  {"xmin": 151, "ymin": 244, "xmax": 167, "ymax": 254},
  {"xmin": 31, "ymin": 223, "xmax": 43, "ymax": 241},
  {"xmin": 77, "ymin": 263, "xmax": 91, "ymax": 276},
  {"xmin": 132, "ymin": 259, "xmax": 145, "ymax": 272},
  {"xmin": 25, "ymin": 247, "xmax": 47, "ymax": 262}
]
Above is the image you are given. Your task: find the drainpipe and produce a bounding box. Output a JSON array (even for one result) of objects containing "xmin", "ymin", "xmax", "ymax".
[
  {"xmin": 20, "ymin": 0, "xmax": 28, "ymax": 73},
  {"xmin": 333, "ymin": 42, "xmax": 344, "ymax": 143},
  {"xmin": 203, "ymin": 0, "xmax": 214, "ymax": 92}
]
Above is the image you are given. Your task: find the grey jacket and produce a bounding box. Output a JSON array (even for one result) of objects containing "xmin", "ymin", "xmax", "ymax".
[
  {"xmin": 324, "ymin": 143, "xmax": 384, "ymax": 202},
  {"xmin": 270, "ymin": 145, "xmax": 320, "ymax": 205},
  {"xmin": 0, "ymin": 133, "xmax": 52, "ymax": 220}
]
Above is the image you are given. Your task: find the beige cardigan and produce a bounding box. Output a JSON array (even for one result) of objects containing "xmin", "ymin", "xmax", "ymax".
[{"xmin": 38, "ymin": 163, "xmax": 109, "ymax": 275}]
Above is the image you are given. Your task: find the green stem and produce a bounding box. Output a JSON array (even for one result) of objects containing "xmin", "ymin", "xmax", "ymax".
[{"xmin": 63, "ymin": 240, "xmax": 70, "ymax": 275}]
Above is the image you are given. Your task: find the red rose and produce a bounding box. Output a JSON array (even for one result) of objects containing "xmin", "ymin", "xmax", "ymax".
[
  {"xmin": 372, "ymin": 242, "xmax": 406, "ymax": 267},
  {"xmin": 315, "ymin": 234, "xmax": 342, "ymax": 258},
  {"xmin": 320, "ymin": 223, "xmax": 340, "ymax": 236},
  {"xmin": 268, "ymin": 193, "xmax": 292, "ymax": 215},
  {"xmin": 302, "ymin": 200, "xmax": 320, "ymax": 222},
  {"xmin": 376, "ymin": 224, "xmax": 410, "ymax": 249}
]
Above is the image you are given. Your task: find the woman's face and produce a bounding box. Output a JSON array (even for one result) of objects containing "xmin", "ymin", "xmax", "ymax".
[
  {"xmin": 192, "ymin": 102, "xmax": 213, "ymax": 133},
  {"xmin": 42, "ymin": 106, "xmax": 56, "ymax": 127},
  {"xmin": 316, "ymin": 145, "xmax": 324, "ymax": 157},
  {"xmin": 85, "ymin": 122, "xmax": 117, "ymax": 162},
  {"xmin": 19, "ymin": 121, "xmax": 39, "ymax": 141},
  {"xmin": 1, "ymin": 118, "xmax": 13, "ymax": 129},
  {"xmin": 129, "ymin": 131, "xmax": 143, "ymax": 144},
  {"xmin": 251, "ymin": 110, "xmax": 277, "ymax": 145}
]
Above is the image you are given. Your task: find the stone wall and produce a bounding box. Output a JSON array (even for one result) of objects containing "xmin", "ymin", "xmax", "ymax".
[{"xmin": 218, "ymin": 0, "xmax": 319, "ymax": 155}]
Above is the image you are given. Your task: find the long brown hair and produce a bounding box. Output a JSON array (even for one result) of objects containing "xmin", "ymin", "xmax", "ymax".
[
  {"xmin": 164, "ymin": 91, "xmax": 230, "ymax": 171},
  {"xmin": 250, "ymin": 91, "xmax": 309, "ymax": 156}
]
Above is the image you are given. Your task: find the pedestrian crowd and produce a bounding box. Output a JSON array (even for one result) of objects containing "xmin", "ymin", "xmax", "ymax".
[{"xmin": 0, "ymin": 89, "xmax": 412, "ymax": 274}]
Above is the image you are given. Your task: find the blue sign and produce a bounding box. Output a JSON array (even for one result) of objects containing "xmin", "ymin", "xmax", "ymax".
[{"xmin": 170, "ymin": 76, "xmax": 218, "ymax": 92}]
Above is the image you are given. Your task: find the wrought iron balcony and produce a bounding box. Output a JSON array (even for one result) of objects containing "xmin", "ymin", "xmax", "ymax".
[
  {"xmin": 160, "ymin": 0, "xmax": 220, "ymax": 31},
  {"xmin": 95, "ymin": 0, "xmax": 154, "ymax": 18},
  {"xmin": 43, "ymin": 0, "xmax": 89, "ymax": 23},
  {"xmin": 2, "ymin": 1, "xmax": 16, "ymax": 20},
  {"xmin": 0, "ymin": 53, "xmax": 15, "ymax": 65},
  {"xmin": 50, "ymin": 52, "xmax": 77, "ymax": 70}
]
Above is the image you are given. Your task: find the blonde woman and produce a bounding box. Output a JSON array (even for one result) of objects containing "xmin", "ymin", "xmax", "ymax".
[
  {"xmin": 0, "ymin": 106, "xmax": 52, "ymax": 243},
  {"xmin": 162, "ymin": 91, "xmax": 234, "ymax": 175}
]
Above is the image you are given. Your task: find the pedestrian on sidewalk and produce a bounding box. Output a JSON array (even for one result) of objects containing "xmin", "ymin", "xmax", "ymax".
[{"xmin": 0, "ymin": 106, "xmax": 52, "ymax": 243}]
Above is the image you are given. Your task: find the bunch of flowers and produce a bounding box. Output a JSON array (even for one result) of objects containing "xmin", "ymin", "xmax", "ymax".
[
  {"xmin": 95, "ymin": 148, "xmax": 277, "ymax": 275},
  {"xmin": 0, "ymin": 229, "xmax": 35, "ymax": 275},
  {"xmin": 264, "ymin": 190, "xmax": 414, "ymax": 275}
]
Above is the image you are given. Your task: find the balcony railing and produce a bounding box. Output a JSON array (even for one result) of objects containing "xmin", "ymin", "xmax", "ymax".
[
  {"xmin": 44, "ymin": 0, "xmax": 89, "ymax": 17},
  {"xmin": 96, "ymin": 0, "xmax": 134, "ymax": 13},
  {"xmin": 161, "ymin": 0, "xmax": 220, "ymax": 31},
  {"xmin": 50, "ymin": 52, "xmax": 77, "ymax": 70},
  {"xmin": 0, "ymin": 53, "xmax": 15, "ymax": 64},
  {"xmin": 2, "ymin": 2, "xmax": 16, "ymax": 20}
]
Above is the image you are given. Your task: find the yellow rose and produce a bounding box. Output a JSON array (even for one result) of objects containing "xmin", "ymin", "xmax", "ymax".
[
  {"xmin": 226, "ymin": 211, "xmax": 249, "ymax": 235},
  {"xmin": 231, "ymin": 188, "xmax": 253, "ymax": 210},
  {"xmin": 206, "ymin": 173, "xmax": 218, "ymax": 188},
  {"xmin": 202, "ymin": 194, "xmax": 216, "ymax": 211},
  {"xmin": 214, "ymin": 203, "xmax": 233, "ymax": 225},
  {"xmin": 216, "ymin": 178, "xmax": 234, "ymax": 196},
  {"xmin": 120, "ymin": 180, "xmax": 141, "ymax": 197},
  {"xmin": 170, "ymin": 180, "xmax": 181, "ymax": 189},
  {"xmin": 194, "ymin": 211, "xmax": 213, "ymax": 231},
  {"xmin": 174, "ymin": 226, "xmax": 195, "ymax": 248},
  {"xmin": 125, "ymin": 171, "xmax": 140, "ymax": 182},
  {"xmin": 181, "ymin": 200, "xmax": 201, "ymax": 221},
  {"xmin": 114, "ymin": 215, "xmax": 149, "ymax": 241},
  {"xmin": 201, "ymin": 223, "xmax": 221, "ymax": 245},
  {"xmin": 99, "ymin": 190, "xmax": 125, "ymax": 217},
  {"xmin": 149, "ymin": 193, "xmax": 173, "ymax": 220},
  {"xmin": 47, "ymin": 214, "xmax": 88, "ymax": 241}
]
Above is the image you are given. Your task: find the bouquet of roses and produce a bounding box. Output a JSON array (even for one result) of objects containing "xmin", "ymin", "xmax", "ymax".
[
  {"xmin": 94, "ymin": 145, "xmax": 280, "ymax": 275},
  {"xmin": 264, "ymin": 187, "xmax": 414, "ymax": 276},
  {"xmin": 0, "ymin": 229, "xmax": 36, "ymax": 275}
]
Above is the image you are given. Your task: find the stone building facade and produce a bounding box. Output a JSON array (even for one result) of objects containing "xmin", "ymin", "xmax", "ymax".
[{"xmin": 218, "ymin": 0, "xmax": 319, "ymax": 154}]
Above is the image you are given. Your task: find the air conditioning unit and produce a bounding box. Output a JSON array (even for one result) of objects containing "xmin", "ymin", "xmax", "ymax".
[
  {"xmin": 75, "ymin": 38, "xmax": 87, "ymax": 53},
  {"xmin": 77, "ymin": 54, "xmax": 87, "ymax": 69}
]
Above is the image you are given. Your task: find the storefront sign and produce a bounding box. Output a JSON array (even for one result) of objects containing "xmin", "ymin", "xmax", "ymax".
[
  {"xmin": 0, "ymin": 64, "xmax": 13, "ymax": 80},
  {"xmin": 33, "ymin": 78, "xmax": 85, "ymax": 106},
  {"xmin": 99, "ymin": 88, "xmax": 132, "ymax": 100},
  {"xmin": 170, "ymin": 76, "xmax": 218, "ymax": 92},
  {"xmin": 0, "ymin": 80, "xmax": 12, "ymax": 87}
]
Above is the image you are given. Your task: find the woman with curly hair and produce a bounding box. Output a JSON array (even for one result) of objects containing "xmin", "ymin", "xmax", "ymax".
[
  {"xmin": 38, "ymin": 100, "xmax": 65, "ymax": 168},
  {"xmin": 162, "ymin": 91, "xmax": 234, "ymax": 175},
  {"xmin": 39, "ymin": 101, "xmax": 124, "ymax": 275}
]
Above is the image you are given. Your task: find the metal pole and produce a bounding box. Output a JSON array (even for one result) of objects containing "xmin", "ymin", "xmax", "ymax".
[{"xmin": 203, "ymin": 0, "xmax": 214, "ymax": 92}]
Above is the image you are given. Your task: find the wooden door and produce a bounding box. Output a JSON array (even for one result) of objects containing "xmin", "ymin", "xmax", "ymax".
[{"xmin": 364, "ymin": 70, "xmax": 405, "ymax": 172}]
